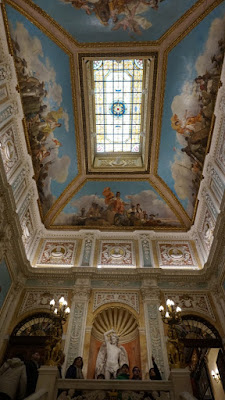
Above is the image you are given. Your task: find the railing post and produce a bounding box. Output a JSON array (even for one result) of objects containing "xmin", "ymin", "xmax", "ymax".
[
  {"xmin": 36, "ymin": 366, "xmax": 58, "ymax": 400},
  {"xmin": 169, "ymin": 368, "xmax": 193, "ymax": 400}
]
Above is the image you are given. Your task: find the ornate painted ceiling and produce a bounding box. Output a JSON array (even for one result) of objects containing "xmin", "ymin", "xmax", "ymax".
[{"xmin": 2, "ymin": 0, "xmax": 225, "ymax": 231}]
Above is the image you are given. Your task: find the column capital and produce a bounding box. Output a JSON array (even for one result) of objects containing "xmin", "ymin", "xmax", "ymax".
[
  {"xmin": 72, "ymin": 286, "xmax": 91, "ymax": 301},
  {"xmin": 141, "ymin": 287, "xmax": 161, "ymax": 302}
]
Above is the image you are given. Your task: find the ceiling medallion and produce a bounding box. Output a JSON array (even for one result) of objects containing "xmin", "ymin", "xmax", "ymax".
[
  {"xmin": 168, "ymin": 248, "xmax": 184, "ymax": 259},
  {"xmin": 111, "ymin": 101, "xmax": 125, "ymax": 116}
]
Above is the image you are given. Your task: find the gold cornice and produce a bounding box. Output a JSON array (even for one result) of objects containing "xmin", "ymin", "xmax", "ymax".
[
  {"xmin": 4, "ymin": 0, "xmax": 73, "ymax": 55},
  {"xmin": 155, "ymin": 174, "xmax": 192, "ymax": 223},
  {"xmin": 44, "ymin": 173, "xmax": 84, "ymax": 226},
  {"xmin": 11, "ymin": 0, "xmax": 207, "ymax": 49}
]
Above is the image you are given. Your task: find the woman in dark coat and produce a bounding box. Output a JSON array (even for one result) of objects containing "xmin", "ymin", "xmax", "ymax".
[{"xmin": 65, "ymin": 357, "xmax": 84, "ymax": 379}]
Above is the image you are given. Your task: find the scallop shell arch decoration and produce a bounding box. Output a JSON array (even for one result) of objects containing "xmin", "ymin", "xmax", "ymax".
[{"xmin": 92, "ymin": 306, "xmax": 139, "ymax": 344}]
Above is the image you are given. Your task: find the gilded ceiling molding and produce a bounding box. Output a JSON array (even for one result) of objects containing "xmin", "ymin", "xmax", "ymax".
[
  {"xmin": 152, "ymin": 174, "xmax": 191, "ymax": 225},
  {"xmin": 45, "ymin": 174, "xmax": 87, "ymax": 227},
  {"xmin": 3, "ymin": 0, "xmax": 73, "ymax": 55},
  {"xmin": 11, "ymin": 0, "xmax": 208, "ymax": 49}
]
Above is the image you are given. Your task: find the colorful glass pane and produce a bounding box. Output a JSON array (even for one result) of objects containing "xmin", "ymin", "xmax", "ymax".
[{"xmin": 94, "ymin": 59, "xmax": 144, "ymax": 153}]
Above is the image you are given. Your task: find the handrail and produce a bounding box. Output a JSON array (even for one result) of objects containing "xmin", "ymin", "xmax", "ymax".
[
  {"xmin": 24, "ymin": 388, "xmax": 48, "ymax": 400},
  {"xmin": 57, "ymin": 378, "xmax": 174, "ymax": 391}
]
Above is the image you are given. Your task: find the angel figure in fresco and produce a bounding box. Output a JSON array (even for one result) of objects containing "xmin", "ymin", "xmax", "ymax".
[{"xmin": 95, "ymin": 329, "xmax": 128, "ymax": 379}]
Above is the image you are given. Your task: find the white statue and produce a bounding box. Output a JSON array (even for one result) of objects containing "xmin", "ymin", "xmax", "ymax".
[{"xmin": 95, "ymin": 329, "xmax": 128, "ymax": 379}]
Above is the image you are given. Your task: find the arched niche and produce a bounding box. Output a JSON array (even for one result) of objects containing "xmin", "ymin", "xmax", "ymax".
[
  {"xmin": 5, "ymin": 312, "xmax": 59, "ymax": 363},
  {"xmin": 87, "ymin": 305, "xmax": 140, "ymax": 379},
  {"xmin": 175, "ymin": 314, "xmax": 225, "ymax": 399}
]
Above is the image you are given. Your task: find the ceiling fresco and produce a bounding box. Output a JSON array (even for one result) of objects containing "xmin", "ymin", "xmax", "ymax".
[
  {"xmin": 5, "ymin": 4, "xmax": 79, "ymax": 216},
  {"xmin": 53, "ymin": 180, "xmax": 182, "ymax": 228},
  {"xmin": 3, "ymin": 0, "xmax": 225, "ymax": 231},
  {"xmin": 31, "ymin": 0, "xmax": 199, "ymax": 43},
  {"xmin": 158, "ymin": 2, "xmax": 225, "ymax": 217}
]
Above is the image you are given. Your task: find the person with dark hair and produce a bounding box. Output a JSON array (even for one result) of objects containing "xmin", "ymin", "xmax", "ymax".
[
  {"xmin": 96, "ymin": 374, "xmax": 105, "ymax": 379},
  {"xmin": 65, "ymin": 357, "xmax": 84, "ymax": 379},
  {"xmin": 25, "ymin": 351, "xmax": 41, "ymax": 396},
  {"xmin": 116, "ymin": 364, "xmax": 129, "ymax": 380},
  {"xmin": 0, "ymin": 354, "xmax": 27, "ymax": 400},
  {"xmin": 131, "ymin": 366, "xmax": 142, "ymax": 380},
  {"xmin": 149, "ymin": 357, "xmax": 162, "ymax": 380}
]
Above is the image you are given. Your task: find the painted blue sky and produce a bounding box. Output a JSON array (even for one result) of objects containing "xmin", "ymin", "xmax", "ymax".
[
  {"xmin": 158, "ymin": 1, "xmax": 225, "ymax": 214},
  {"xmin": 58, "ymin": 180, "xmax": 180, "ymax": 223},
  {"xmin": 5, "ymin": 4, "xmax": 78, "ymax": 201},
  {"xmin": 32, "ymin": 0, "xmax": 198, "ymax": 43},
  {"xmin": 0, "ymin": 259, "xmax": 11, "ymax": 309}
]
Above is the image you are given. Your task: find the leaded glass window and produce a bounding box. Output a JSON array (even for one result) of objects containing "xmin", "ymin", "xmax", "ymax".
[{"xmin": 93, "ymin": 59, "xmax": 144, "ymax": 153}]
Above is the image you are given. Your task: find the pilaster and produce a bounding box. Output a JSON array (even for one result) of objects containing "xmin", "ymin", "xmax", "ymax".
[
  {"xmin": 63, "ymin": 279, "xmax": 91, "ymax": 376},
  {"xmin": 141, "ymin": 280, "xmax": 170, "ymax": 380}
]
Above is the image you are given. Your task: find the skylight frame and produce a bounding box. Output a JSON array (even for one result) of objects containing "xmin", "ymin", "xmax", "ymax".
[
  {"xmin": 81, "ymin": 54, "xmax": 156, "ymax": 172},
  {"xmin": 92, "ymin": 59, "xmax": 145, "ymax": 155}
]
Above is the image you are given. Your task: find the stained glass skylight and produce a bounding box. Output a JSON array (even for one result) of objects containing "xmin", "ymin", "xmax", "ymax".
[{"xmin": 93, "ymin": 59, "xmax": 144, "ymax": 153}]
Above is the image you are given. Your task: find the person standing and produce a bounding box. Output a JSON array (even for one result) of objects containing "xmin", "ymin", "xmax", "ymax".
[
  {"xmin": 131, "ymin": 366, "xmax": 142, "ymax": 380},
  {"xmin": 25, "ymin": 351, "xmax": 41, "ymax": 396},
  {"xmin": 0, "ymin": 354, "xmax": 27, "ymax": 400},
  {"xmin": 149, "ymin": 356, "xmax": 162, "ymax": 380},
  {"xmin": 65, "ymin": 357, "xmax": 84, "ymax": 379}
]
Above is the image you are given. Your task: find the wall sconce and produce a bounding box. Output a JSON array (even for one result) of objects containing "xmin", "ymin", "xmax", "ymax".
[
  {"xmin": 211, "ymin": 368, "xmax": 220, "ymax": 383},
  {"xmin": 50, "ymin": 296, "xmax": 70, "ymax": 325}
]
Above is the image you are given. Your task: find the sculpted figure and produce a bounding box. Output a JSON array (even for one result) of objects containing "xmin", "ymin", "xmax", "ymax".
[{"xmin": 95, "ymin": 329, "xmax": 128, "ymax": 379}]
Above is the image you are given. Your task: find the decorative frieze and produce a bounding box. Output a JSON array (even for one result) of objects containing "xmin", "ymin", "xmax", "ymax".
[
  {"xmin": 164, "ymin": 293, "xmax": 215, "ymax": 321},
  {"xmin": 0, "ymin": 123, "xmax": 19, "ymax": 177},
  {"xmin": 21, "ymin": 208, "xmax": 34, "ymax": 248},
  {"xmin": 93, "ymin": 291, "xmax": 139, "ymax": 313},
  {"xmin": 80, "ymin": 234, "xmax": 94, "ymax": 267},
  {"xmin": 207, "ymin": 163, "xmax": 225, "ymax": 204},
  {"xmin": 156, "ymin": 242, "xmax": 197, "ymax": 268},
  {"xmin": 0, "ymin": 62, "xmax": 12, "ymax": 83},
  {"xmin": 99, "ymin": 240, "xmax": 135, "ymax": 267},
  {"xmin": 0, "ymin": 101, "xmax": 18, "ymax": 128},
  {"xmin": 0, "ymin": 85, "xmax": 8, "ymax": 103},
  {"xmin": 215, "ymin": 116, "xmax": 225, "ymax": 173},
  {"xmin": 200, "ymin": 209, "xmax": 215, "ymax": 253},
  {"xmin": 19, "ymin": 290, "xmax": 69, "ymax": 316},
  {"xmin": 202, "ymin": 188, "xmax": 218, "ymax": 222},
  {"xmin": 37, "ymin": 240, "xmax": 77, "ymax": 266},
  {"xmin": 140, "ymin": 234, "xmax": 152, "ymax": 267},
  {"xmin": 11, "ymin": 165, "xmax": 29, "ymax": 205}
]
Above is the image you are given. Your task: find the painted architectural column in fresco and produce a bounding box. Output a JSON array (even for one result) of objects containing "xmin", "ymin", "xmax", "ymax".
[
  {"xmin": 63, "ymin": 279, "xmax": 91, "ymax": 375},
  {"xmin": 141, "ymin": 280, "xmax": 169, "ymax": 380}
]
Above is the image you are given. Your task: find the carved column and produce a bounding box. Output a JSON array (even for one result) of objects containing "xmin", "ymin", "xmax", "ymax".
[
  {"xmin": 63, "ymin": 279, "xmax": 91, "ymax": 376},
  {"xmin": 141, "ymin": 281, "xmax": 170, "ymax": 380},
  {"xmin": 210, "ymin": 280, "xmax": 225, "ymax": 335},
  {"xmin": 0, "ymin": 273, "xmax": 26, "ymax": 360}
]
